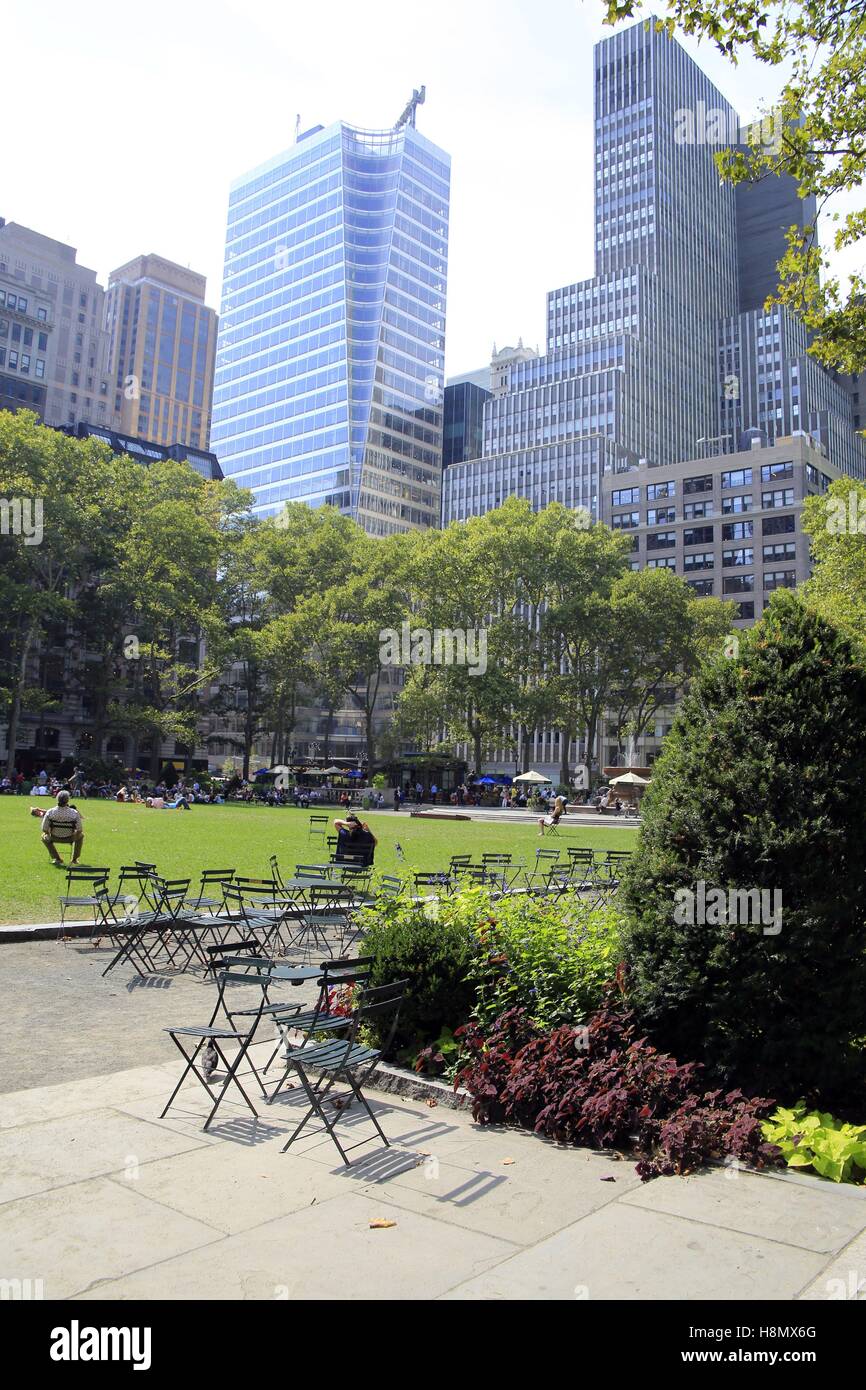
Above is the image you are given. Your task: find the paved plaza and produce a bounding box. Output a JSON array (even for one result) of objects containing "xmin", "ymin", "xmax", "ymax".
[{"xmin": 1, "ymin": 940, "xmax": 864, "ymax": 1302}]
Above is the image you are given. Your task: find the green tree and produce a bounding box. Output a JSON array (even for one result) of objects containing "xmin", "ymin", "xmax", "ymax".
[
  {"xmin": 620, "ymin": 592, "xmax": 866, "ymax": 1102},
  {"xmin": 801, "ymin": 477, "xmax": 866, "ymax": 656}
]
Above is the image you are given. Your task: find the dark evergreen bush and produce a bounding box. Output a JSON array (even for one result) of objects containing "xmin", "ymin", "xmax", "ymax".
[
  {"xmin": 362, "ymin": 898, "xmax": 476, "ymax": 1055},
  {"xmin": 620, "ymin": 592, "xmax": 866, "ymax": 1105}
]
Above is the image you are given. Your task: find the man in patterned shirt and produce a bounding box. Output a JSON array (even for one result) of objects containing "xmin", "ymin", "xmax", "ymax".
[{"xmin": 40, "ymin": 790, "xmax": 84, "ymax": 864}]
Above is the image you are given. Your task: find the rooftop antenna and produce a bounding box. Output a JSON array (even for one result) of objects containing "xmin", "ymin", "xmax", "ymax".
[
  {"xmin": 394, "ymin": 86, "xmax": 426, "ymax": 131},
  {"xmin": 295, "ymin": 113, "xmax": 301, "ymax": 143}
]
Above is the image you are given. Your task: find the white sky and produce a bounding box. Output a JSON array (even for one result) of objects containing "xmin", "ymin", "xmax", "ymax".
[{"xmin": 4, "ymin": 0, "xmax": 861, "ymax": 376}]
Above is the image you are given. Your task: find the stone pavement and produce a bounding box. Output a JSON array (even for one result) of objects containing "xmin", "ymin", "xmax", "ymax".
[{"xmin": 2, "ymin": 1050, "xmax": 865, "ymax": 1301}]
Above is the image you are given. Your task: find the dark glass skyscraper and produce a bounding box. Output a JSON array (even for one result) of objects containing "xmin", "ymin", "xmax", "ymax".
[
  {"xmin": 442, "ymin": 20, "xmax": 864, "ymax": 525},
  {"xmin": 211, "ymin": 117, "xmax": 450, "ymax": 532}
]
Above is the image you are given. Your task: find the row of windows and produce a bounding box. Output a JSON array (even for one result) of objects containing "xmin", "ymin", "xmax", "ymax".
[
  {"xmin": 0, "ymin": 348, "xmax": 45, "ymax": 377},
  {"xmin": 642, "ymin": 515, "xmax": 797, "ymax": 548}
]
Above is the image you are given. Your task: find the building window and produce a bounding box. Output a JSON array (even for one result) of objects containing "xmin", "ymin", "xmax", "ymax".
[
  {"xmin": 763, "ymin": 542, "xmax": 795, "ymax": 562},
  {"xmin": 722, "ymin": 520, "xmax": 754, "ymax": 540},
  {"xmin": 762, "ymin": 488, "xmax": 795, "ymax": 509},
  {"xmin": 646, "ymin": 480, "xmax": 675, "ymax": 500},
  {"xmin": 723, "ymin": 574, "xmax": 755, "ymax": 594},
  {"xmin": 722, "ymin": 493, "xmax": 752, "ymax": 514},
  {"xmin": 683, "ymin": 552, "xmax": 714, "ymax": 572},
  {"xmin": 764, "ymin": 569, "xmax": 797, "ymax": 590},
  {"xmin": 684, "ymin": 526, "xmax": 714, "ymax": 546},
  {"xmin": 683, "ymin": 499, "xmax": 711, "ymax": 519},
  {"xmin": 686, "ymin": 578, "xmax": 714, "ymax": 596},
  {"xmin": 646, "ymin": 530, "xmax": 676, "ymax": 550},
  {"xmin": 736, "ymin": 601, "xmax": 755, "ymax": 619},
  {"xmin": 762, "ymin": 514, "xmax": 795, "ymax": 535},
  {"xmin": 611, "ymin": 487, "xmax": 639, "ymax": 506},
  {"xmin": 761, "ymin": 461, "xmax": 793, "ymax": 482},
  {"xmin": 721, "ymin": 468, "xmax": 752, "ymax": 488},
  {"xmin": 647, "ymin": 556, "xmax": 676, "ymax": 569},
  {"xmin": 683, "ymin": 474, "xmax": 713, "ymax": 495},
  {"xmin": 647, "ymin": 506, "xmax": 675, "ymax": 525},
  {"xmin": 35, "ymin": 360, "xmax": 45, "ymax": 378},
  {"xmin": 611, "ymin": 510, "xmax": 640, "ymax": 528}
]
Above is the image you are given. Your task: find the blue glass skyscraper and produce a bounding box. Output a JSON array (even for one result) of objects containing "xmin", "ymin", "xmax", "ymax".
[{"xmin": 211, "ymin": 113, "xmax": 450, "ymax": 533}]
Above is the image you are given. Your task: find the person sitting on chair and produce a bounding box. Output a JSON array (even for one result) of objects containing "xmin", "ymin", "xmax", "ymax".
[
  {"xmin": 40, "ymin": 789, "xmax": 84, "ymax": 864},
  {"xmin": 538, "ymin": 794, "xmax": 565, "ymax": 836},
  {"xmin": 333, "ymin": 812, "xmax": 378, "ymax": 866}
]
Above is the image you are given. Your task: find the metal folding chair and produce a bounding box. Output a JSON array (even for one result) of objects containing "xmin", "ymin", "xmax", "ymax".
[
  {"xmin": 413, "ymin": 870, "xmax": 453, "ymax": 895},
  {"xmin": 285, "ymin": 883, "xmax": 353, "ymax": 960},
  {"xmin": 308, "ymin": 814, "xmax": 329, "ymax": 842},
  {"xmin": 187, "ymin": 869, "xmax": 236, "ymax": 915},
  {"xmin": 263, "ymin": 955, "xmax": 373, "ymax": 1095},
  {"xmin": 159, "ymin": 971, "xmax": 275, "ymax": 1130},
  {"xmin": 57, "ymin": 869, "xmax": 112, "ymax": 937},
  {"xmin": 279, "ymin": 979, "xmax": 409, "ymax": 1165},
  {"xmin": 525, "ymin": 849, "xmax": 561, "ymax": 892}
]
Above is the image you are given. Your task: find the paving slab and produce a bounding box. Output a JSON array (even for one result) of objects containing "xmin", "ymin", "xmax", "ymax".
[
  {"xmin": 0, "ymin": 1107, "xmax": 210, "ymax": 1204},
  {"xmin": 441, "ymin": 1200, "xmax": 827, "ymax": 1301},
  {"xmin": 0, "ymin": 1065, "xmax": 177, "ymax": 1131},
  {"xmin": 0, "ymin": 1176, "xmax": 223, "ymax": 1300},
  {"xmin": 798, "ymin": 1230, "xmax": 866, "ymax": 1301},
  {"xmin": 621, "ymin": 1166, "xmax": 866, "ymax": 1255},
  {"xmin": 74, "ymin": 1192, "xmax": 520, "ymax": 1301},
  {"xmin": 342, "ymin": 1139, "xmax": 642, "ymax": 1246},
  {"xmin": 104, "ymin": 1138, "xmax": 352, "ymax": 1236}
]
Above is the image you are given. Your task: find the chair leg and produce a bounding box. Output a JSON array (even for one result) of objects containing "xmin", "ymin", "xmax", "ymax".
[{"xmin": 281, "ymin": 1065, "xmax": 350, "ymax": 1164}]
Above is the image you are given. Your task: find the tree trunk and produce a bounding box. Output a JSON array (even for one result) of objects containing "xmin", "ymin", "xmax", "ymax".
[
  {"xmin": 472, "ymin": 724, "xmax": 483, "ymax": 777},
  {"xmin": 323, "ymin": 702, "xmax": 335, "ymax": 762},
  {"xmin": 560, "ymin": 727, "xmax": 571, "ymax": 788},
  {"xmin": 5, "ymin": 623, "xmax": 37, "ymax": 777},
  {"xmin": 521, "ymin": 724, "xmax": 531, "ymax": 773},
  {"xmin": 364, "ymin": 706, "xmax": 375, "ymax": 772}
]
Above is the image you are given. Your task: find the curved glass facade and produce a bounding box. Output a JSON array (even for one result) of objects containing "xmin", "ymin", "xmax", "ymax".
[{"xmin": 211, "ymin": 120, "xmax": 450, "ymax": 532}]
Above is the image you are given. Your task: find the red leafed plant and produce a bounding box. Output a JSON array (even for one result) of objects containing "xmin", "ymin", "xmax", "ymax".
[{"xmin": 454, "ymin": 997, "xmax": 781, "ymax": 1181}]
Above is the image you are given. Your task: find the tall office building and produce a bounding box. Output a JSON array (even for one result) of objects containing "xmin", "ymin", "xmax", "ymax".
[
  {"xmin": 0, "ymin": 218, "xmax": 117, "ymax": 431},
  {"xmin": 211, "ymin": 106, "xmax": 450, "ymax": 533},
  {"xmin": 442, "ymin": 21, "xmax": 865, "ymax": 526},
  {"xmin": 104, "ymin": 255, "xmax": 218, "ymax": 450}
]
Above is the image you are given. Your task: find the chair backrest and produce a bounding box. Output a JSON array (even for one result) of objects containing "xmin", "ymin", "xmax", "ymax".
[
  {"xmin": 566, "ymin": 847, "xmax": 594, "ymax": 864},
  {"xmin": 63, "ymin": 868, "xmax": 108, "ymax": 892},
  {"xmin": 309, "ymin": 815, "xmax": 329, "ymax": 827},
  {"xmin": 234, "ymin": 876, "xmax": 278, "ymax": 897},
  {"xmin": 376, "ymin": 875, "xmax": 404, "ymax": 898},
  {"xmin": 295, "ymin": 863, "xmax": 333, "ymax": 878},
  {"xmin": 46, "ymin": 817, "xmax": 79, "ymax": 842},
  {"xmin": 481, "ymin": 852, "xmax": 512, "ymax": 865},
  {"xmin": 353, "ymin": 979, "xmax": 408, "ymax": 1053},
  {"xmin": 307, "ymin": 884, "xmax": 353, "ymax": 909},
  {"xmin": 200, "ymin": 868, "xmax": 235, "ymax": 886},
  {"xmin": 535, "ymin": 848, "xmax": 560, "ymax": 863},
  {"xmin": 413, "ymin": 871, "xmax": 450, "ymax": 888},
  {"xmin": 449, "ymin": 854, "xmax": 472, "ymax": 868},
  {"xmin": 321, "ymin": 955, "xmax": 373, "ymax": 988}
]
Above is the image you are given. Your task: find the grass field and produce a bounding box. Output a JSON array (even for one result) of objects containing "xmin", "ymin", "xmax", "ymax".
[{"xmin": 0, "ymin": 799, "xmax": 637, "ymax": 924}]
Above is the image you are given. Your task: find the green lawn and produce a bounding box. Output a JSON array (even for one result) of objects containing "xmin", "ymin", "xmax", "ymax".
[{"xmin": 0, "ymin": 799, "xmax": 637, "ymax": 925}]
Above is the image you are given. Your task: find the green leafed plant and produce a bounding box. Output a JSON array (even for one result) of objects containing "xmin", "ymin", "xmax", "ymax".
[{"xmin": 761, "ymin": 1104, "xmax": 866, "ymax": 1184}]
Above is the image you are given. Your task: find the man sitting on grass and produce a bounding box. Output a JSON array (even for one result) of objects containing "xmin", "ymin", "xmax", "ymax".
[
  {"xmin": 333, "ymin": 812, "xmax": 377, "ymax": 866},
  {"xmin": 39, "ymin": 790, "xmax": 84, "ymax": 864}
]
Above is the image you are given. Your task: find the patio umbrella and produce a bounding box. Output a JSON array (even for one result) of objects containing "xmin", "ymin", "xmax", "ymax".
[
  {"xmin": 609, "ymin": 772, "xmax": 650, "ymax": 786},
  {"xmin": 263, "ymin": 765, "xmax": 291, "ymax": 775},
  {"xmin": 513, "ymin": 770, "xmax": 552, "ymax": 784},
  {"xmin": 322, "ymin": 766, "xmax": 343, "ymax": 775},
  {"xmin": 474, "ymin": 776, "xmax": 496, "ymax": 785}
]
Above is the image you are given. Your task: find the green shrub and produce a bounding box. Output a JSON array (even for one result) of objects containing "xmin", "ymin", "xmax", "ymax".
[
  {"xmin": 762, "ymin": 1104, "xmax": 866, "ymax": 1184},
  {"xmin": 620, "ymin": 593, "xmax": 866, "ymax": 1104},
  {"xmin": 469, "ymin": 893, "xmax": 620, "ymax": 1031},
  {"xmin": 362, "ymin": 894, "xmax": 477, "ymax": 1054}
]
